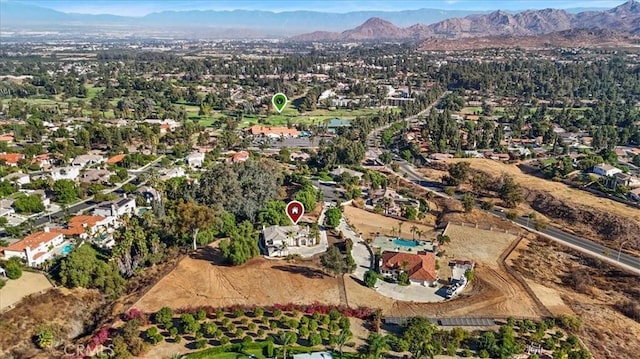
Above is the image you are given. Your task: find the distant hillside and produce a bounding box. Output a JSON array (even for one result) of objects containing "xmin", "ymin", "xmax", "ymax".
[
  {"xmin": 0, "ymin": 1, "xmax": 486, "ymax": 35},
  {"xmin": 292, "ymin": 0, "xmax": 640, "ymax": 42},
  {"xmin": 420, "ymin": 28, "xmax": 640, "ymax": 50}
]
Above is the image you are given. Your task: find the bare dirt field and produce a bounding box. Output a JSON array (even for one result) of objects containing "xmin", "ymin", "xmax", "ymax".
[
  {"xmin": 0, "ymin": 271, "xmax": 53, "ymax": 311},
  {"xmin": 440, "ymin": 158, "xmax": 640, "ymax": 224},
  {"xmin": 134, "ymin": 245, "xmax": 343, "ymax": 313},
  {"xmin": 343, "ymin": 205, "xmax": 438, "ymax": 241},
  {"xmin": 511, "ymin": 236, "xmax": 640, "ymax": 359}
]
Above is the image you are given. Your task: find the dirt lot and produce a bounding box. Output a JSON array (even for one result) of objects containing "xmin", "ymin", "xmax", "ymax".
[
  {"xmin": 0, "ymin": 271, "xmax": 53, "ymax": 311},
  {"xmin": 343, "ymin": 205, "xmax": 438, "ymax": 241},
  {"xmin": 0, "ymin": 288, "xmax": 105, "ymax": 359},
  {"xmin": 511, "ymin": 236, "xmax": 640, "ymax": 359},
  {"xmin": 134, "ymin": 245, "xmax": 343, "ymax": 313},
  {"xmin": 439, "ymin": 158, "xmax": 640, "ymax": 223}
]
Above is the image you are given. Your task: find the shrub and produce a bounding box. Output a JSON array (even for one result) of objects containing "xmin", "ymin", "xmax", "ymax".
[
  {"xmin": 270, "ymin": 321, "xmax": 278, "ymax": 330},
  {"xmin": 34, "ymin": 326, "xmax": 55, "ymax": 349},
  {"xmin": 220, "ymin": 336, "xmax": 230, "ymax": 345},
  {"xmin": 195, "ymin": 339, "xmax": 207, "ymax": 349},
  {"xmin": 273, "ymin": 309, "xmax": 282, "ymax": 317},
  {"xmin": 196, "ymin": 309, "xmax": 207, "ymax": 321},
  {"xmin": 0, "ymin": 279, "xmax": 5, "ymax": 289},
  {"xmin": 243, "ymin": 335, "xmax": 253, "ymax": 343},
  {"xmin": 257, "ymin": 329, "xmax": 265, "ymax": 337},
  {"xmin": 254, "ymin": 307, "xmax": 264, "ymax": 317},
  {"xmin": 241, "ymin": 318, "xmax": 249, "ymax": 325},
  {"xmin": 234, "ymin": 309, "xmax": 245, "ymax": 318},
  {"xmin": 248, "ymin": 323, "xmax": 257, "ymax": 331},
  {"xmin": 235, "ymin": 329, "xmax": 244, "ymax": 338},
  {"xmin": 309, "ymin": 333, "xmax": 322, "ymax": 346},
  {"xmin": 169, "ymin": 327, "xmax": 178, "ymax": 337}
]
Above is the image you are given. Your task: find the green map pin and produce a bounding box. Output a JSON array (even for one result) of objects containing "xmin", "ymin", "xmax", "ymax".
[{"xmin": 272, "ymin": 93, "xmax": 287, "ymax": 113}]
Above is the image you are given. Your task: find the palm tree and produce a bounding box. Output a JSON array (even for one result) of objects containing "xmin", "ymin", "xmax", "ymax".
[
  {"xmin": 279, "ymin": 331, "xmax": 298, "ymax": 359},
  {"xmin": 436, "ymin": 234, "xmax": 451, "ymax": 246},
  {"xmin": 397, "ymin": 221, "xmax": 404, "ymax": 238},
  {"xmin": 415, "ymin": 229, "xmax": 424, "ymax": 242},
  {"xmin": 410, "ymin": 225, "xmax": 419, "ymax": 240},
  {"xmin": 279, "ymin": 241, "xmax": 289, "ymax": 257},
  {"xmin": 365, "ymin": 333, "xmax": 389, "ymax": 359},
  {"xmin": 335, "ymin": 329, "xmax": 353, "ymax": 358},
  {"xmin": 389, "ymin": 226, "xmax": 398, "ymax": 238}
]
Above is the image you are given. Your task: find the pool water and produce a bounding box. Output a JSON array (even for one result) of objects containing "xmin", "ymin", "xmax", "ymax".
[
  {"xmin": 393, "ymin": 238, "xmax": 419, "ymax": 247},
  {"xmin": 61, "ymin": 244, "xmax": 74, "ymax": 255}
]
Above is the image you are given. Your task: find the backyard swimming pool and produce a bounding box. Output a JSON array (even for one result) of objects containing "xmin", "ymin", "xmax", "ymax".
[
  {"xmin": 393, "ymin": 238, "xmax": 420, "ymax": 247},
  {"xmin": 61, "ymin": 244, "xmax": 74, "ymax": 255}
]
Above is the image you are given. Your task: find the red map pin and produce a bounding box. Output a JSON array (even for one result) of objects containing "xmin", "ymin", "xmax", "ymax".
[{"xmin": 286, "ymin": 200, "xmax": 305, "ymax": 225}]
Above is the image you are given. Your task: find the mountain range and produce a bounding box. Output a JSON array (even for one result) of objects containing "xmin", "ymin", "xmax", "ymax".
[{"xmin": 292, "ymin": 0, "xmax": 640, "ymax": 41}]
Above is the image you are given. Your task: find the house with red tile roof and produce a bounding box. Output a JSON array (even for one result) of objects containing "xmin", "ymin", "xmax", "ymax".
[
  {"xmin": 247, "ymin": 125, "xmax": 299, "ymax": 139},
  {"xmin": 106, "ymin": 154, "xmax": 126, "ymax": 165},
  {"xmin": 1, "ymin": 228, "xmax": 64, "ymax": 267},
  {"xmin": 51, "ymin": 215, "xmax": 114, "ymax": 240},
  {"xmin": 0, "ymin": 133, "xmax": 14, "ymax": 143},
  {"xmin": 0, "ymin": 153, "xmax": 24, "ymax": 167},
  {"xmin": 227, "ymin": 150, "xmax": 249, "ymax": 164},
  {"xmin": 379, "ymin": 251, "xmax": 438, "ymax": 287}
]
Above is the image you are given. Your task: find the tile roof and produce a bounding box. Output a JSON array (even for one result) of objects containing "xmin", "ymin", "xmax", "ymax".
[
  {"xmin": 248, "ymin": 125, "xmax": 299, "ymax": 136},
  {"xmin": 0, "ymin": 153, "xmax": 24, "ymax": 164},
  {"xmin": 106, "ymin": 154, "xmax": 126, "ymax": 164},
  {"xmin": 381, "ymin": 251, "xmax": 437, "ymax": 282},
  {"xmin": 5, "ymin": 231, "xmax": 62, "ymax": 252}
]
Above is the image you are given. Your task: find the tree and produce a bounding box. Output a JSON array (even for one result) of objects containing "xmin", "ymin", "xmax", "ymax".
[
  {"xmin": 258, "ymin": 200, "xmax": 289, "ymax": 226},
  {"xmin": 446, "ymin": 161, "xmax": 471, "ymax": 186},
  {"xmin": 173, "ymin": 200, "xmax": 217, "ymax": 250},
  {"xmin": 402, "ymin": 206, "xmax": 417, "ymax": 220},
  {"xmin": 366, "ymin": 333, "xmax": 390, "ymax": 359},
  {"xmin": 401, "ymin": 317, "xmax": 439, "ymax": 359},
  {"xmin": 324, "ymin": 207, "xmax": 342, "ymax": 229},
  {"xmin": 364, "ymin": 269, "xmax": 378, "ymax": 288},
  {"xmin": 321, "ymin": 245, "xmax": 346, "ymax": 277},
  {"xmin": 218, "ymin": 221, "xmax": 260, "ymax": 265},
  {"xmin": 13, "ymin": 194, "xmax": 45, "ymax": 214},
  {"xmin": 294, "ymin": 187, "xmax": 317, "ymax": 214},
  {"xmin": 34, "ymin": 326, "xmax": 55, "ymax": 349},
  {"xmin": 52, "ymin": 179, "xmax": 79, "ymax": 204},
  {"xmin": 154, "ymin": 307, "xmax": 173, "ymax": 328},
  {"xmin": 4, "ymin": 259, "xmax": 22, "ymax": 279},
  {"xmin": 335, "ymin": 329, "xmax": 353, "ymax": 358},
  {"xmin": 278, "ymin": 331, "xmax": 298, "ymax": 359},
  {"xmin": 462, "ymin": 193, "xmax": 475, "ymax": 213},
  {"xmin": 498, "ymin": 175, "xmax": 523, "ymax": 208}
]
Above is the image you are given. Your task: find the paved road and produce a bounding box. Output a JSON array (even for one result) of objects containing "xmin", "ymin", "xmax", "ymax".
[
  {"xmin": 363, "ymin": 93, "xmax": 640, "ymax": 274},
  {"xmin": 392, "ymin": 158, "xmax": 640, "ymax": 274}
]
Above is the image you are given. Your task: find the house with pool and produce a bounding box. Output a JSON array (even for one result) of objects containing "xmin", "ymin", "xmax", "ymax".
[{"xmin": 0, "ymin": 227, "xmax": 65, "ymax": 267}]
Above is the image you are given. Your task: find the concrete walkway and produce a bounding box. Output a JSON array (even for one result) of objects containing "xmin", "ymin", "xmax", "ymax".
[{"xmin": 340, "ymin": 216, "xmax": 446, "ymax": 303}]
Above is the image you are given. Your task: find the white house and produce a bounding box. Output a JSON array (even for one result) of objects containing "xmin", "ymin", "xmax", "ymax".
[
  {"xmin": 262, "ymin": 225, "xmax": 317, "ymax": 256},
  {"xmin": 2, "ymin": 172, "xmax": 31, "ymax": 186},
  {"xmin": 593, "ymin": 163, "xmax": 622, "ymax": 177},
  {"xmin": 50, "ymin": 166, "xmax": 81, "ymax": 181},
  {"xmin": 160, "ymin": 167, "xmax": 186, "ymax": 181},
  {"xmin": 293, "ymin": 352, "xmax": 333, "ymax": 359},
  {"xmin": 93, "ymin": 196, "xmax": 136, "ymax": 218},
  {"xmin": 71, "ymin": 154, "xmax": 105, "ymax": 168},
  {"xmin": 1, "ymin": 228, "xmax": 65, "ymax": 267},
  {"xmin": 379, "ymin": 251, "xmax": 438, "ymax": 287},
  {"xmin": 185, "ymin": 151, "xmax": 206, "ymax": 169}
]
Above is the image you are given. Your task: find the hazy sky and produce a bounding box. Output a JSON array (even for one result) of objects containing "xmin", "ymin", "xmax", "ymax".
[{"xmin": 13, "ymin": 0, "xmax": 628, "ymax": 16}]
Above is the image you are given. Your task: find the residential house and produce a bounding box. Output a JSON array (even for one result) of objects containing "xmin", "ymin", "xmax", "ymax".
[
  {"xmin": 262, "ymin": 225, "xmax": 316, "ymax": 257},
  {"xmin": 160, "ymin": 168, "xmax": 186, "ymax": 181},
  {"xmin": 330, "ymin": 167, "xmax": 364, "ymax": 180},
  {"xmin": 370, "ymin": 188, "xmax": 420, "ymax": 217},
  {"xmin": 429, "ymin": 153, "xmax": 453, "ymax": 161},
  {"xmin": 248, "ymin": 125, "xmax": 299, "ymax": 139},
  {"xmin": 629, "ymin": 187, "xmax": 640, "ymax": 202},
  {"xmin": 25, "ymin": 189, "xmax": 50, "ymax": 207},
  {"xmin": 71, "ymin": 154, "xmax": 105, "ymax": 168},
  {"xmin": 93, "ymin": 196, "xmax": 136, "ymax": 218},
  {"xmin": 0, "ymin": 153, "xmax": 24, "ymax": 167},
  {"xmin": 79, "ymin": 169, "xmax": 112, "ymax": 185},
  {"xmin": 227, "ymin": 150, "xmax": 249, "ymax": 164},
  {"xmin": 1, "ymin": 228, "xmax": 65, "ymax": 267},
  {"xmin": 0, "ymin": 133, "xmax": 14, "ymax": 143},
  {"xmin": 185, "ymin": 151, "xmax": 206, "ymax": 169},
  {"xmin": 2, "ymin": 172, "xmax": 30, "ymax": 186},
  {"xmin": 137, "ymin": 186, "xmax": 161, "ymax": 204},
  {"xmin": 31, "ymin": 153, "xmax": 54, "ymax": 169},
  {"xmin": 50, "ymin": 166, "xmax": 81, "ymax": 181},
  {"xmin": 593, "ymin": 163, "xmax": 622, "ymax": 177},
  {"xmin": 379, "ymin": 251, "xmax": 438, "ymax": 287},
  {"xmin": 52, "ymin": 215, "xmax": 115, "ymax": 240},
  {"xmin": 106, "ymin": 154, "xmax": 126, "ymax": 166}
]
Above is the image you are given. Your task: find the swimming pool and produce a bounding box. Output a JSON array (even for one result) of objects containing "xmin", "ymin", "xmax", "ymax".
[
  {"xmin": 61, "ymin": 244, "xmax": 74, "ymax": 255},
  {"xmin": 393, "ymin": 238, "xmax": 419, "ymax": 247}
]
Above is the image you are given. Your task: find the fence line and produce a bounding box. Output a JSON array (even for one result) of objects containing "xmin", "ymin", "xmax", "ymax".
[{"xmin": 445, "ymin": 221, "xmax": 514, "ymax": 235}]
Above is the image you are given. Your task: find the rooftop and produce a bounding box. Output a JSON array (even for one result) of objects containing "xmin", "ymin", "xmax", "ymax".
[
  {"xmin": 4, "ymin": 230, "xmax": 62, "ymax": 252},
  {"xmin": 381, "ymin": 250, "xmax": 437, "ymax": 282}
]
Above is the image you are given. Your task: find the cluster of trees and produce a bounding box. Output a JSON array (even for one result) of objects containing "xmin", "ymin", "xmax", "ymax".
[{"xmin": 57, "ymin": 244, "xmax": 126, "ymax": 298}]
